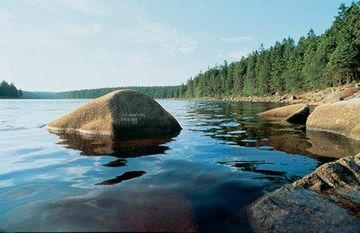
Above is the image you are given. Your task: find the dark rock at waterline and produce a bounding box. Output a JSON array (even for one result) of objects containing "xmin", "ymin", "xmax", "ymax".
[
  {"xmin": 259, "ymin": 104, "xmax": 310, "ymax": 124},
  {"xmin": 248, "ymin": 153, "xmax": 360, "ymax": 233},
  {"xmin": 47, "ymin": 90, "xmax": 182, "ymax": 139}
]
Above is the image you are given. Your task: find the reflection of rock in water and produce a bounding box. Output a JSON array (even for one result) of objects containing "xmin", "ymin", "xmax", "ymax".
[
  {"xmin": 53, "ymin": 132, "xmax": 172, "ymax": 157},
  {"xmin": 268, "ymin": 131, "xmax": 360, "ymax": 159},
  {"xmin": 96, "ymin": 171, "xmax": 146, "ymax": 185},
  {"xmin": 268, "ymin": 134, "xmax": 312, "ymax": 156},
  {"xmin": 50, "ymin": 132, "xmax": 174, "ymax": 186},
  {"xmin": 2, "ymin": 186, "xmax": 197, "ymax": 232},
  {"xmin": 306, "ymin": 130, "xmax": 360, "ymax": 158}
]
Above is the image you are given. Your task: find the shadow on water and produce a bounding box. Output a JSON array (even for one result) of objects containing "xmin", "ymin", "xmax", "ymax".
[
  {"xmin": 49, "ymin": 131, "xmax": 175, "ymax": 185},
  {"xmin": 96, "ymin": 171, "xmax": 146, "ymax": 185}
]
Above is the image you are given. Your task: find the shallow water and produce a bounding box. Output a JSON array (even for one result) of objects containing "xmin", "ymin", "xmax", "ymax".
[{"xmin": 1, "ymin": 99, "xmax": 360, "ymax": 232}]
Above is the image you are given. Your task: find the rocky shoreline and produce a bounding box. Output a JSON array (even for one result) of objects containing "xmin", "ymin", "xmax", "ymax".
[
  {"xmin": 247, "ymin": 84, "xmax": 360, "ymax": 232},
  {"xmin": 198, "ymin": 83, "xmax": 360, "ymax": 105}
]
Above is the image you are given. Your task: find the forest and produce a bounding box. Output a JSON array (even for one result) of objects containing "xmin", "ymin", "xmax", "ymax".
[
  {"xmin": 183, "ymin": 2, "xmax": 360, "ymax": 98},
  {"xmin": 0, "ymin": 80, "xmax": 22, "ymax": 98},
  {"xmin": 56, "ymin": 2, "xmax": 360, "ymax": 99}
]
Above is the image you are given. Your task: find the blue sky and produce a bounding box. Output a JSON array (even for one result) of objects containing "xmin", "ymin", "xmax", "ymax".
[{"xmin": 0, "ymin": 0, "xmax": 353, "ymax": 91}]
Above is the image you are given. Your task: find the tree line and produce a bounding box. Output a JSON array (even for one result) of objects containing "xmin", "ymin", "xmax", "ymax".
[
  {"xmin": 0, "ymin": 81, "xmax": 22, "ymax": 98},
  {"xmin": 56, "ymin": 86, "xmax": 185, "ymax": 99},
  {"xmin": 182, "ymin": 2, "xmax": 360, "ymax": 98}
]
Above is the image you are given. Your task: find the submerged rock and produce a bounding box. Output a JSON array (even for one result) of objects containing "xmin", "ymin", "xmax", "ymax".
[
  {"xmin": 248, "ymin": 153, "xmax": 360, "ymax": 233},
  {"xmin": 259, "ymin": 104, "xmax": 310, "ymax": 124},
  {"xmin": 307, "ymin": 98, "xmax": 360, "ymax": 141},
  {"xmin": 47, "ymin": 90, "xmax": 182, "ymax": 139}
]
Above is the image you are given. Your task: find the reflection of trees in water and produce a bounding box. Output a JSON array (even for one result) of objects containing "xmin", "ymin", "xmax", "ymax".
[
  {"xmin": 50, "ymin": 131, "xmax": 174, "ymax": 185},
  {"xmin": 188, "ymin": 101, "xmax": 360, "ymax": 160}
]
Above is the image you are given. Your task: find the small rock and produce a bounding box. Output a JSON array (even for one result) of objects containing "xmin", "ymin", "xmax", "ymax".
[
  {"xmin": 321, "ymin": 91, "xmax": 343, "ymax": 104},
  {"xmin": 342, "ymin": 86, "xmax": 360, "ymax": 98},
  {"xmin": 259, "ymin": 104, "xmax": 310, "ymax": 124}
]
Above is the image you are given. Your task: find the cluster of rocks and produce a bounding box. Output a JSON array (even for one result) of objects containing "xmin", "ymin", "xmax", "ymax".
[
  {"xmin": 248, "ymin": 153, "xmax": 360, "ymax": 233},
  {"xmin": 253, "ymin": 86, "xmax": 360, "ymax": 232},
  {"xmin": 228, "ymin": 83, "xmax": 360, "ymax": 105}
]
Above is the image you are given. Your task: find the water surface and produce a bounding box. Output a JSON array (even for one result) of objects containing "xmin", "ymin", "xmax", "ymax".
[{"xmin": 1, "ymin": 99, "xmax": 360, "ymax": 232}]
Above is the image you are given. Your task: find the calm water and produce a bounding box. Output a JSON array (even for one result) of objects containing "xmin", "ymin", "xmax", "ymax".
[{"xmin": 1, "ymin": 99, "xmax": 360, "ymax": 232}]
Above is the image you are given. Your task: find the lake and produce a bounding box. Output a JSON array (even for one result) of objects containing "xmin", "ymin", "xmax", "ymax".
[{"xmin": 1, "ymin": 99, "xmax": 360, "ymax": 232}]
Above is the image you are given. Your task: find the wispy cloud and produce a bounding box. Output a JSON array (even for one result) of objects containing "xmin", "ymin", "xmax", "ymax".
[
  {"xmin": 228, "ymin": 50, "xmax": 250, "ymax": 60},
  {"xmin": 223, "ymin": 36, "xmax": 252, "ymax": 44},
  {"xmin": 64, "ymin": 23, "xmax": 102, "ymax": 38},
  {"xmin": 118, "ymin": 21, "xmax": 198, "ymax": 58},
  {"xmin": 0, "ymin": 9, "xmax": 12, "ymax": 26},
  {"xmin": 23, "ymin": 0, "xmax": 108, "ymax": 15}
]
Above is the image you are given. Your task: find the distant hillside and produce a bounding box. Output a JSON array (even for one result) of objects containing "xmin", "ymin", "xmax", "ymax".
[
  {"xmin": 22, "ymin": 85, "xmax": 186, "ymax": 99},
  {"xmin": 21, "ymin": 91, "xmax": 58, "ymax": 99},
  {"xmin": 56, "ymin": 86, "xmax": 185, "ymax": 99}
]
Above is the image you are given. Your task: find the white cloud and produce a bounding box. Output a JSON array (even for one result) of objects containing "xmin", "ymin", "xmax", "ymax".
[
  {"xmin": 118, "ymin": 21, "xmax": 198, "ymax": 58},
  {"xmin": 228, "ymin": 50, "xmax": 250, "ymax": 60},
  {"xmin": 64, "ymin": 23, "xmax": 102, "ymax": 38},
  {"xmin": 0, "ymin": 9, "xmax": 12, "ymax": 26},
  {"xmin": 223, "ymin": 36, "xmax": 252, "ymax": 44},
  {"xmin": 23, "ymin": 0, "xmax": 107, "ymax": 15},
  {"xmin": 58, "ymin": 0, "xmax": 107, "ymax": 15}
]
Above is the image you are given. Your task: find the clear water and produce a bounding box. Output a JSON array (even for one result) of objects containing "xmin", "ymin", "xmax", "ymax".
[{"xmin": 1, "ymin": 99, "xmax": 360, "ymax": 232}]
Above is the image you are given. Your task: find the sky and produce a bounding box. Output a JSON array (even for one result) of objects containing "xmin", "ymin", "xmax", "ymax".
[{"xmin": 0, "ymin": 0, "xmax": 354, "ymax": 91}]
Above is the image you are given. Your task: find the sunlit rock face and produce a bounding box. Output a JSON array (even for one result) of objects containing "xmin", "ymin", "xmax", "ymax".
[
  {"xmin": 248, "ymin": 153, "xmax": 360, "ymax": 233},
  {"xmin": 47, "ymin": 90, "xmax": 182, "ymax": 139},
  {"xmin": 258, "ymin": 104, "xmax": 310, "ymax": 124},
  {"xmin": 307, "ymin": 98, "xmax": 360, "ymax": 141}
]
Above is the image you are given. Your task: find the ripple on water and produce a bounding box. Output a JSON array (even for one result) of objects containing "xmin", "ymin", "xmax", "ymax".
[{"xmin": 1, "ymin": 99, "xmax": 359, "ymax": 232}]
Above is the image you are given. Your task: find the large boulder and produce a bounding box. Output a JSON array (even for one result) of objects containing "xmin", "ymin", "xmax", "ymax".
[
  {"xmin": 307, "ymin": 98, "xmax": 360, "ymax": 141},
  {"xmin": 259, "ymin": 104, "xmax": 310, "ymax": 124},
  {"xmin": 47, "ymin": 90, "xmax": 182, "ymax": 139},
  {"xmin": 248, "ymin": 153, "xmax": 360, "ymax": 233}
]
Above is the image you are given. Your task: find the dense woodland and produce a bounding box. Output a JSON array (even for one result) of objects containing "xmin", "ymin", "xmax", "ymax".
[
  {"xmin": 0, "ymin": 81, "xmax": 22, "ymax": 98},
  {"xmin": 183, "ymin": 2, "xmax": 360, "ymax": 98},
  {"xmin": 56, "ymin": 2, "xmax": 360, "ymax": 99}
]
